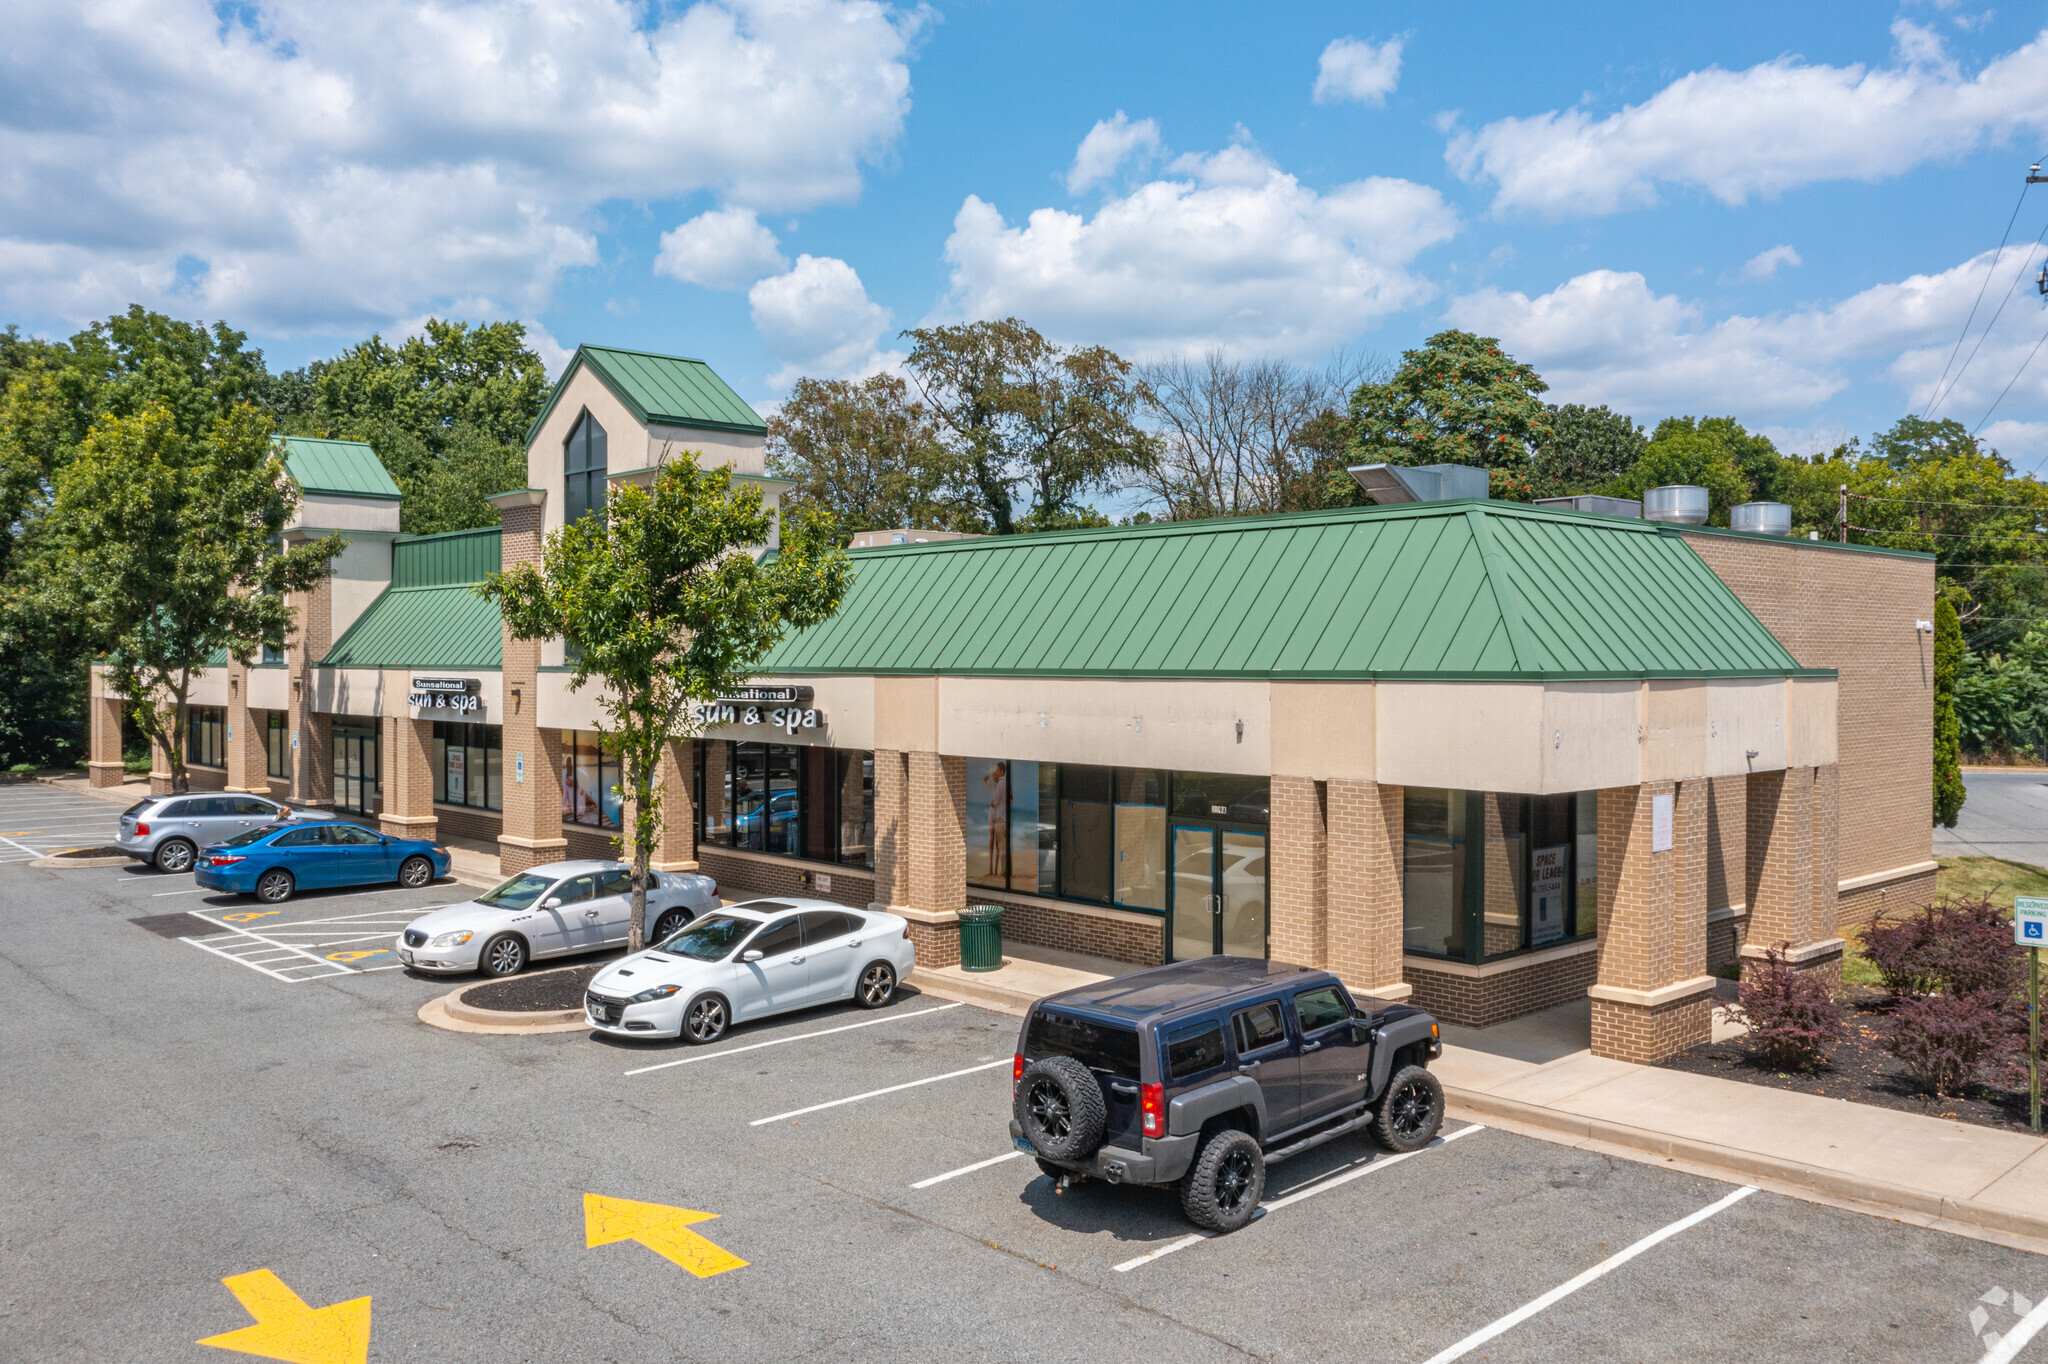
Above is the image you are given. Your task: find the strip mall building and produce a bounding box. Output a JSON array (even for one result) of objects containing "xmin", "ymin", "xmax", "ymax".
[{"xmin": 88, "ymin": 344, "xmax": 1937, "ymax": 1064}]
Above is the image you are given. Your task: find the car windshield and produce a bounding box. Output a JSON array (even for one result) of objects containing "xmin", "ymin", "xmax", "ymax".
[
  {"xmin": 656, "ymin": 914, "xmax": 760, "ymax": 962},
  {"xmin": 478, "ymin": 873, "xmax": 553, "ymax": 909},
  {"xmin": 222, "ymin": 823, "xmax": 286, "ymax": 847}
]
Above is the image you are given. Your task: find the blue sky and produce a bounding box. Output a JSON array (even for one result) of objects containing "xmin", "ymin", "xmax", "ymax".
[{"xmin": 7, "ymin": 1, "xmax": 2048, "ymax": 473}]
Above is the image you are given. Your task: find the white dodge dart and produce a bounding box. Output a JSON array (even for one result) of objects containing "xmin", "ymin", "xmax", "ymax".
[
  {"xmin": 396, "ymin": 860, "xmax": 720, "ymax": 977},
  {"xmin": 584, "ymin": 898, "xmax": 916, "ymax": 1043}
]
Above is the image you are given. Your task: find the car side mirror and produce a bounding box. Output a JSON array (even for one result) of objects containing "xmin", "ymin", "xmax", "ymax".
[
  {"xmin": 543, "ymin": 897, "xmax": 562, "ymax": 910},
  {"xmin": 741, "ymin": 949, "xmax": 764, "ymax": 963}
]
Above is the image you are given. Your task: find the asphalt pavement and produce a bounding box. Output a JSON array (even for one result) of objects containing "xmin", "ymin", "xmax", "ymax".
[
  {"xmin": 2, "ymin": 782, "xmax": 2044, "ymax": 1363},
  {"xmin": 1939, "ymin": 769, "xmax": 2048, "ymax": 870}
]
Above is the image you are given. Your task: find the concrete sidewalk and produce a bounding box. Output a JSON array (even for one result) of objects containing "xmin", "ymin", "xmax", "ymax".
[{"xmin": 914, "ymin": 942, "xmax": 2048, "ymax": 1252}]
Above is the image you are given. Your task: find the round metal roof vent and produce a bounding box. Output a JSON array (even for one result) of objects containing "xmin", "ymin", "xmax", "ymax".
[{"xmin": 1643, "ymin": 485, "xmax": 1710, "ymax": 525}]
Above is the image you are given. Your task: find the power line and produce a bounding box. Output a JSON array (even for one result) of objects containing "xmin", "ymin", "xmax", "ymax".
[
  {"xmin": 1848, "ymin": 525, "xmax": 2046, "ymax": 539},
  {"xmin": 1850, "ymin": 492, "xmax": 2048, "ymax": 511},
  {"xmin": 1975, "ymin": 319, "xmax": 2048, "ymax": 435},
  {"xmin": 1928, "ymin": 215, "xmax": 2048, "ymax": 417},
  {"xmin": 1924, "ymin": 177, "xmax": 2031, "ymax": 416}
]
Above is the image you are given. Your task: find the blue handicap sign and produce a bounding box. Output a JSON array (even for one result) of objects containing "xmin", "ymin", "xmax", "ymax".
[{"xmin": 2027, "ymin": 921, "xmax": 2045, "ymax": 941}]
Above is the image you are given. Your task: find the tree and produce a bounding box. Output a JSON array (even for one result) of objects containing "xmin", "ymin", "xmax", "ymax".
[
  {"xmin": 1532, "ymin": 404, "xmax": 1646, "ymax": 497},
  {"xmin": 902, "ymin": 319, "xmax": 1155, "ymax": 533},
  {"xmin": 767, "ymin": 374, "xmax": 983, "ymax": 535},
  {"xmin": 39, "ymin": 404, "xmax": 340, "ymax": 791},
  {"xmin": 1649, "ymin": 416, "xmax": 1786, "ymax": 503},
  {"xmin": 1933, "ymin": 595, "xmax": 1967, "ymax": 827},
  {"xmin": 1135, "ymin": 351, "xmax": 1370, "ymax": 520},
  {"xmin": 1348, "ymin": 330, "xmax": 1552, "ymax": 478},
  {"xmin": 1609, "ymin": 430, "xmax": 1752, "ymax": 525},
  {"xmin": 482, "ymin": 463, "xmax": 851, "ymax": 948}
]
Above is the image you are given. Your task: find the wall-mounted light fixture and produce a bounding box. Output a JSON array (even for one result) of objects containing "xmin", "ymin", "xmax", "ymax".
[{"xmin": 1915, "ymin": 620, "xmax": 1934, "ymax": 633}]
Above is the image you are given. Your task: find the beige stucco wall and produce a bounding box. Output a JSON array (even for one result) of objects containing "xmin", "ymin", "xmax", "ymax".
[
  {"xmin": 327, "ymin": 533, "xmax": 398, "ymax": 643},
  {"xmin": 289, "ymin": 494, "xmax": 401, "ymax": 536},
  {"xmin": 534, "ymin": 670, "xmax": 611, "ymax": 733},
  {"xmin": 929, "ymin": 676, "xmax": 1272, "ymax": 776},
  {"xmin": 1269, "ymin": 681, "xmax": 1375, "ymax": 780},
  {"xmin": 246, "ymin": 668, "xmax": 289, "ymax": 712}
]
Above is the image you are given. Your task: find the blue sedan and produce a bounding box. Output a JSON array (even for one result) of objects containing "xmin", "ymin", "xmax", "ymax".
[{"xmin": 195, "ymin": 819, "xmax": 451, "ymax": 903}]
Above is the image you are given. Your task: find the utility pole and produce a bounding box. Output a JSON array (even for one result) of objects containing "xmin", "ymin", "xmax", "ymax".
[{"xmin": 1838, "ymin": 484, "xmax": 1849, "ymax": 544}]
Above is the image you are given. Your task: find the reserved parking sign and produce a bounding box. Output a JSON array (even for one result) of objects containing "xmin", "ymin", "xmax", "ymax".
[{"xmin": 2019, "ymin": 896, "xmax": 2048, "ymax": 947}]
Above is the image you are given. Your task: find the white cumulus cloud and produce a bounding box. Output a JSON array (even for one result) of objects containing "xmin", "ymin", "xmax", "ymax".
[
  {"xmin": 0, "ymin": 0, "xmax": 923, "ymax": 332},
  {"xmin": 1313, "ymin": 35, "xmax": 1405, "ymax": 107},
  {"xmin": 939, "ymin": 141, "xmax": 1457, "ymax": 360},
  {"xmin": 1066, "ymin": 112, "xmax": 1164, "ymax": 193},
  {"xmin": 655, "ymin": 208, "xmax": 789, "ymax": 290},
  {"xmin": 748, "ymin": 254, "xmax": 893, "ymax": 386},
  {"xmin": 1449, "ymin": 20, "xmax": 2048, "ymax": 216},
  {"xmin": 1741, "ymin": 245, "xmax": 1804, "ymax": 281}
]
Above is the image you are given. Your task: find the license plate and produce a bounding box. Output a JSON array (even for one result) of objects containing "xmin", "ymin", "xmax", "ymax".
[{"xmin": 1012, "ymin": 1136, "xmax": 1035, "ymax": 1155}]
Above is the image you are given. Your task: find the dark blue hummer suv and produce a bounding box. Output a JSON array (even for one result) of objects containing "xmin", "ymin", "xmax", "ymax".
[{"xmin": 1009, "ymin": 956, "xmax": 1445, "ymax": 1233}]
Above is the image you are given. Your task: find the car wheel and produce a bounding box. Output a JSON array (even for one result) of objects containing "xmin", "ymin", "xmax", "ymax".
[
  {"xmin": 651, "ymin": 909, "xmax": 691, "ymax": 943},
  {"xmin": 397, "ymin": 855, "xmax": 434, "ymax": 888},
  {"xmin": 1013, "ymin": 1055, "xmax": 1108, "ymax": 1162},
  {"xmin": 1371, "ymin": 1064, "xmax": 1445, "ymax": 1153},
  {"xmin": 154, "ymin": 839, "xmax": 196, "ymax": 874},
  {"xmin": 254, "ymin": 868, "xmax": 294, "ymax": 903},
  {"xmin": 681, "ymin": 994, "xmax": 729, "ymax": 1045},
  {"xmin": 853, "ymin": 961, "xmax": 897, "ymax": 1008},
  {"xmin": 479, "ymin": 933, "xmax": 526, "ymax": 977},
  {"xmin": 1179, "ymin": 1128, "xmax": 1265, "ymax": 1233}
]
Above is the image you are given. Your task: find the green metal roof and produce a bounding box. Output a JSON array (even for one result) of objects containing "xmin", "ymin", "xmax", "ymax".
[
  {"xmin": 321, "ymin": 586, "xmax": 501, "ymax": 670},
  {"xmin": 759, "ymin": 500, "xmax": 1826, "ymax": 681},
  {"xmin": 275, "ymin": 436, "xmax": 402, "ymax": 500},
  {"xmin": 525, "ymin": 345, "xmax": 768, "ymax": 445},
  {"xmin": 392, "ymin": 527, "xmax": 501, "ymax": 588}
]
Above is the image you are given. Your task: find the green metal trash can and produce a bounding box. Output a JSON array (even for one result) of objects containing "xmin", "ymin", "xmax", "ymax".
[{"xmin": 958, "ymin": 904, "xmax": 1005, "ymax": 972}]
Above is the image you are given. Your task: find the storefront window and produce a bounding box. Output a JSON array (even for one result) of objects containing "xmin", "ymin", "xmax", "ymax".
[
  {"xmin": 265, "ymin": 711, "xmax": 289, "ymax": 779},
  {"xmin": 836, "ymin": 750, "xmax": 873, "ymax": 868},
  {"xmin": 1114, "ymin": 768, "xmax": 1166, "ymax": 911},
  {"xmin": 967, "ymin": 758, "xmax": 1015, "ymax": 890},
  {"xmin": 1058, "ymin": 765, "xmax": 1113, "ymax": 904},
  {"xmin": 1403, "ymin": 787, "xmax": 1599, "ymax": 963},
  {"xmin": 433, "ymin": 722, "xmax": 502, "ymax": 811},
  {"xmin": 562, "ymin": 730, "xmax": 620, "ymax": 829},
  {"xmin": 185, "ymin": 706, "xmax": 225, "ymax": 769},
  {"xmin": 333, "ymin": 719, "xmax": 378, "ymax": 814},
  {"xmin": 697, "ymin": 740, "xmax": 874, "ymax": 868}
]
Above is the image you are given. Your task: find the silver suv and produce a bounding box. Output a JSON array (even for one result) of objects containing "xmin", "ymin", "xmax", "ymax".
[{"xmin": 116, "ymin": 793, "xmax": 309, "ymax": 873}]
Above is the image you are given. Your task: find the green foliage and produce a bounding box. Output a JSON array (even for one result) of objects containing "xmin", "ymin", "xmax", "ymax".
[
  {"xmin": 1652, "ymin": 416, "xmax": 1786, "ymax": 503},
  {"xmin": 1530, "ymin": 403, "xmax": 1646, "ymax": 497},
  {"xmin": 1869, "ymin": 415, "xmax": 1979, "ymax": 469},
  {"xmin": 1955, "ymin": 627, "xmax": 2048, "ymax": 758},
  {"xmin": 1934, "ymin": 596, "xmax": 1967, "ymax": 827},
  {"xmin": 38, "ymin": 404, "xmax": 341, "ymax": 791},
  {"xmin": 481, "ymin": 463, "xmax": 850, "ymax": 946},
  {"xmin": 1348, "ymin": 330, "xmax": 1551, "ymax": 474},
  {"xmin": 767, "ymin": 374, "xmax": 985, "ymax": 536},
  {"xmin": 1608, "ymin": 430, "xmax": 1753, "ymax": 526},
  {"xmin": 902, "ymin": 318, "xmax": 1156, "ymax": 534}
]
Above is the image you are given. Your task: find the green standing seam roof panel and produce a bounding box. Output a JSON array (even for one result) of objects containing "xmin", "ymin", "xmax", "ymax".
[
  {"xmin": 322, "ymin": 587, "xmax": 502, "ymax": 670},
  {"xmin": 275, "ymin": 436, "xmax": 402, "ymax": 500},
  {"xmin": 758, "ymin": 499, "xmax": 1827, "ymax": 681},
  {"xmin": 525, "ymin": 345, "xmax": 768, "ymax": 445},
  {"xmin": 392, "ymin": 527, "xmax": 502, "ymax": 588}
]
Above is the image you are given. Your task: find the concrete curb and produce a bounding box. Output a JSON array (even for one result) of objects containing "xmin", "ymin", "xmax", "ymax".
[
  {"xmin": 29, "ymin": 851, "xmax": 131, "ymax": 868},
  {"xmin": 1445, "ymin": 1086, "xmax": 2048, "ymax": 1251},
  {"xmin": 417, "ymin": 981, "xmax": 589, "ymax": 1035},
  {"xmin": 901, "ymin": 965, "xmax": 1034, "ymax": 1017}
]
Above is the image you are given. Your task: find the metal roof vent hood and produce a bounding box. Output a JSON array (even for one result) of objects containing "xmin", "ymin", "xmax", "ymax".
[
  {"xmin": 1346, "ymin": 462, "xmax": 1491, "ymax": 505},
  {"xmin": 1533, "ymin": 494, "xmax": 1643, "ymax": 518},
  {"xmin": 1730, "ymin": 501, "xmax": 1793, "ymax": 536},
  {"xmin": 1643, "ymin": 484, "xmax": 1710, "ymax": 525}
]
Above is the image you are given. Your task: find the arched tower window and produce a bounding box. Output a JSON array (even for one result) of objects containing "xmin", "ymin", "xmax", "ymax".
[{"xmin": 564, "ymin": 409, "xmax": 608, "ymax": 522}]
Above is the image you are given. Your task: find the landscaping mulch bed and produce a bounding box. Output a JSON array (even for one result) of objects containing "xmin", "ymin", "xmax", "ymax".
[
  {"xmin": 1660, "ymin": 988, "xmax": 2040, "ymax": 1136},
  {"xmin": 459, "ymin": 956, "xmax": 622, "ymax": 1012}
]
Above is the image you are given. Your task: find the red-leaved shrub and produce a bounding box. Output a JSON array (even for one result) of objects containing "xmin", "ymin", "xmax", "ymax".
[
  {"xmin": 1879, "ymin": 992, "xmax": 2019, "ymax": 1098},
  {"xmin": 1727, "ymin": 946, "xmax": 1844, "ymax": 1071},
  {"xmin": 1860, "ymin": 897, "xmax": 2023, "ymax": 1000}
]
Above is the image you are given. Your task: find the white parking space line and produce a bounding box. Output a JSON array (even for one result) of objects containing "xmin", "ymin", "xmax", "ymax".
[
  {"xmin": 625, "ymin": 1002, "xmax": 966, "ymax": 1076},
  {"xmin": 152, "ymin": 889, "xmax": 213, "ymax": 897},
  {"xmin": 750, "ymin": 1058, "xmax": 1010, "ymax": 1126},
  {"xmin": 1984, "ymin": 1294, "xmax": 2048, "ymax": 1364},
  {"xmin": 181, "ymin": 933, "xmax": 355, "ymax": 983},
  {"xmin": 910, "ymin": 1150, "xmax": 1025, "ymax": 1189},
  {"xmin": 1417, "ymin": 1185, "xmax": 1759, "ymax": 1364},
  {"xmin": 0, "ymin": 833, "xmax": 48, "ymax": 858},
  {"xmin": 1110, "ymin": 1125, "xmax": 1487, "ymax": 1273}
]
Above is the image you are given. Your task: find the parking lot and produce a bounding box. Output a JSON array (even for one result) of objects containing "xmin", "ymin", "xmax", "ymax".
[{"xmin": 2, "ymin": 782, "xmax": 2043, "ymax": 1362}]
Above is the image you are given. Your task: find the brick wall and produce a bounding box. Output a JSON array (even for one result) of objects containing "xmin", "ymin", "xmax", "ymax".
[
  {"xmin": 1591, "ymin": 993, "xmax": 1713, "ymax": 1064},
  {"xmin": 226, "ymin": 672, "xmax": 265, "ymax": 793},
  {"xmin": 872, "ymin": 749, "xmax": 910, "ymax": 907},
  {"xmin": 906, "ymin": 752, "xmax": 966, "ymax": 914},
  {"xmin": 495, "ymin": 499, "xmax": 565, "ymax": 874},
  {"xmin": 1704, "ymin": 774, "xmax": 1746, "ymax": 914},
  {"xmin": 1590, "ymin": 780, "xmax": 1715, "ymax": 1061},
  {"xmin": 88, "ymin": 688, "xmax": 123, "ymax": 787},
  {"xmin": 380, "ymin": 716, "xmax": 436, "ymax": 840},
  {"xmin": 562, "ymin": 824, "xmax": 617, "ymax": 862},
  {"xmin": 434, "ymin": 803, "xmax": 503, "ymax": 845},
  {"xmin": 1268, "ymin": 775, "xmax": 1326, "ymax": 966},
  {"xmin": 1327, "ymin": 779, "xmax": 1403, "ymax": 990},
  {"xmin": 963, "ymin": 888, "xmax": 1165, "ymax": 967},
  {"xmin": 1837, "ymin": 867, "xmax": 1936, "ymax": 929},
  {"xmin": 1405, "ymin": 947, "xmax": 1599, "ymax": 1028},
  {"xmin": 694, "ymin": 846, "xmax": 877, "ymax": 911}
]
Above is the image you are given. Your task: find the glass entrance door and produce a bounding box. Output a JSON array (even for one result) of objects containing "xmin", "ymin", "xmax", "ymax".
[
  {"xmin": 1169, "ymin": 826, "xmax": 1269, "ymax": 961},
  {"xmin": 335, "ymin": 723, "xmax": 379, "ymax": 814}
]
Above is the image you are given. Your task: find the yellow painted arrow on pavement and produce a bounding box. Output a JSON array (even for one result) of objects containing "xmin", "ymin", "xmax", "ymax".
[
  {"xmin": 198, "ymin": 1269, "xmax": 370, "ymax": 1364},
  {"xmin": 583, "ymin": 1193, "xmax": 749, "ymax": 1278}
]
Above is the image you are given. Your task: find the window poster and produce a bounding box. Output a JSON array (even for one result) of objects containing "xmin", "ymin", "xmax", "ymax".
[
  {"xmin": 446, "ymin": 747, "xmax": 466, "ymax": 806},
  {"xmin": 1531, "ymin": 843, "xmax": 1569, "ymax": 946}
]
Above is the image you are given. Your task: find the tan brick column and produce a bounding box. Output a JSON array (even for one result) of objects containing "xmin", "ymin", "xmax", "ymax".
[
  {"xmin": 287, "ymin": 572, "xmax": 334, "ymax": 807},
  {"xmin": 870, "ymin": 749, "xmax": 910, "ymax": 909},
  {"xmin": 149, "ymin": 717, "xmax": 177, "ymax": 795},
  {"xmin": 1327, "ymin": 779, "xmax": 1407, "ymax": 999},
  {"xmin": 1741, "ymin": 764, "xmax": 1844, "ymax": 984},
  {"xmin": 1589, "ymin": 781, "xmax": 1715, "ymax": 1063},
  {"xmin": 1268, "ymin": 775, "xmax": 1327, "ymax": 967},
  {"xmin": 224, "ymin": 667, "xmax": 266, "ymax": 794},
  {"xmin": 906, "ymin": 752, "xmax": 966, "ymax": 913},
  {"xmin": 492, "ymin": 493, "xmax": 566, "ymax": 874},
  {"xmin": 378, "ymin": 715, "xmax": 437, "ymax": 840},
  {"xmin": 632, "ymin": 739, "xmax": 697, "ymax": 873},
  {"xmin": 88, "ymin": 680, "xmax": 125, "ymax": 789}
]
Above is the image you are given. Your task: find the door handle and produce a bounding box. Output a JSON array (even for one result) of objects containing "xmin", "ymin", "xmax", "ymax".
[
  {"xmin": 1302, "ymin": 1041, "xmax": 1321, "ymax": 1052},
  {"xmin": 584, "ymin": 909, "xmax": 599, "ymax": 917},
  {"xmin": 1211, "ymin": 894, "xmax": 1222, "ymax": 916},
  {"xmin": 1237, "ymin": 1060, "xmax": 1260, "ymax": 1072},
  {"xmin": 848, "ymin": 940, "xmax": 861, "ymax": 947},
  {"xmin": 792, "ymin": 955, "xmax": 806, "ymax": 964}
]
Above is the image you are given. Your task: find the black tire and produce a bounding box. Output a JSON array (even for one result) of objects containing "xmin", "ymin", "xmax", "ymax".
[
  {"xmin": 398, "ymin": 855, "xmax": 434, "ymax": 888},
  {"xmin": 1014, "ymin": 1056, "xmax": 1107, "ymax": 1162},
  {"xmin": 681, "ymin": 993, "xmax": 729, "ymax": 1045},
  {"xmin": 651, "ymin": 909, "xmax": 692, "ymax": 943},
  {"xmin": 154, "ymin": 839, "xmax": 196, "ymax": 874},
  {"xmin": 479, "ymin": 933, "xmax": 526, "ymax": 978},
  {"xmin": 254, "ymin": 868, "xmax": 294, "ymax": 903},
  {"xmin": 1179, "ymin": 1128, "xmax": 1265, "ymax": 1233},
  {"xmin": 1372, "ymin": 1064, "xmax": 1445, "ymax": 1153},
  {"xmin": 854, "ymin": 960, "xmax": 896, "ymax": 1008}
]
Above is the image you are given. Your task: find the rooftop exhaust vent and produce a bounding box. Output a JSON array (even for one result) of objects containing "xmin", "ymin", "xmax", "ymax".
[
  {"xmin": 1346, "ymin": 463, "xmax": 1490, "ymax": 505},
  {"xmin": 1730, "ymin": 501, "xmax": 1793, "ymax": 536},
  {"xmin": 1533, "ymin": 494, "xmax": 1643, "ymax": 519},
  {"xmin": 1643, "ymin": 485, "xmax": 1711, "ymax": 525}
]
